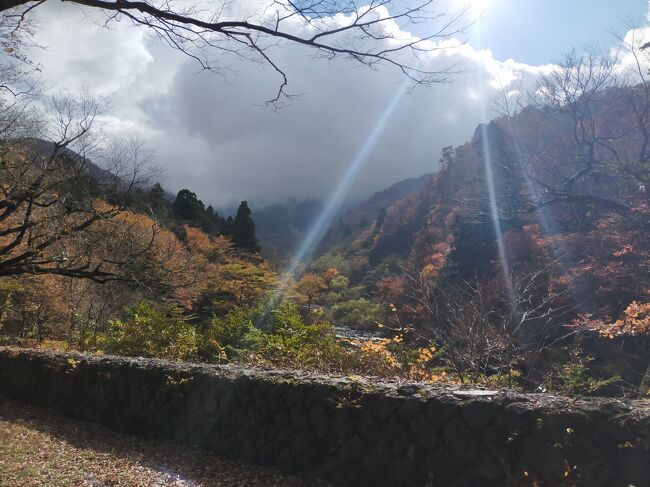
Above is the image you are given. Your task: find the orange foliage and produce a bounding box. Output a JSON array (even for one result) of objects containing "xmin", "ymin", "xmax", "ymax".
[
  {"xmin": 296, "ymin": 272, "xmax": 325, "ymax": 305},
  {"xmin": 375, "ymin": 276, "xmax": 405, "ymax": 304},
  {"xmin": 572, "ymin": 301, "xmax": 650, "ymax": 338},
  {"xmin": 184, "ymin": 225, "xmax": 234, "ymax": 263},
  {"xmin": 322, "ymin": 268, "xmax": 339, "ymax": 286},
  {"xmin": 348, "ymin": 334, "xmax": 440, "ymax": 381}
]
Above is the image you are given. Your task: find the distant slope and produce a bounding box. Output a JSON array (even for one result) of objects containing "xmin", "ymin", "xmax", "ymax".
[
  {"xmin": 316, "ymin": 172, "xmax": 433, "ymax": 256},
  {"xmin": 253, "ymin": 199, "xmax": 324, "ymax": 264},
  {"xmin": 20, "ymin": 137, "xmax": 177, "ymax": 202},
  {"xmin": 20, "ymin": 138, "xmax": 117, "ymax": 186},
  {"xmin": 253, "ymin": 173, "xmax": 432, "ymax": 265},
  {"xmin": 311, "ymin": 85, "xmax": 649, "ymax": 323}
]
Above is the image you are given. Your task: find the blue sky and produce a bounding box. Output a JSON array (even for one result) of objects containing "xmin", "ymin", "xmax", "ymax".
[{"xmin": 472, "ymin": 0, "xmax": 647, "ymax": 63}]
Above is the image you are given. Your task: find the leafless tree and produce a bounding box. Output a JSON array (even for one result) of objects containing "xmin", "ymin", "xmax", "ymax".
[
  {"xmin": 403, "ymin": 260, "xmax": 572, "ymax": 384},
  {"xmin": 1, "ymin": 0, "xmax": 468, "ymax": 105},
  {"xmin": 101, "ymin": 135, "xmax": 160, "ymax": 200},
  {"xmin": 478, "ymin": 43, "xmax": 650, "ymax": 232},
  {"xmin": 610, "ymin": 26, "xmax": 650, "ymax": 205},
  {"xmin": 0, "ymin": 91, "xmax": 173, "ymax": 284},
  {"xmin": 532, "ymin": 51, "xmax": 627, "ymax": 210},
  {"xmin": 519, "ymin": 47, "xmax": 650, "ymax": 219},
  {"xmin": 61, "ymin": 277, "xmax": 143, "ymax": 348}
]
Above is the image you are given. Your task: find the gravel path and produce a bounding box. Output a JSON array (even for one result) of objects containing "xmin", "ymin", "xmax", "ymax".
[{"xmin": 0, "ymin": 396, "xmax": 329, "ymax": 486}]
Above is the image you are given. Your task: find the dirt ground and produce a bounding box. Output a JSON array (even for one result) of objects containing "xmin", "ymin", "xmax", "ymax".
[{"xmin": 0, "ymin": 396, "xmax": 328, "ymax": 487}]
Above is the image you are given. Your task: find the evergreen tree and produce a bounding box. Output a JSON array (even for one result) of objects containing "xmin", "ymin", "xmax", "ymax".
[
  {"xmin": 203, "ymin": 204, "xmax": 225, "ymax": 235},
  {"xmin": 231, "ymin": 201, "xmax": 260, "ymax": 252},
  {"xmin": 147, "ymin": 183, "xmax": 169, "ymax": 217},
  {"xmin": 222, "ymin": 216, "xmax": 234, "ymax": 236},
  {"xmin": 172, "ymin": 189, "xmax": 205, "ymax": 222}
]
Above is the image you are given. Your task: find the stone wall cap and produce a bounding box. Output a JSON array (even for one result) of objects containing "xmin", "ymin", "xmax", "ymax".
[{"xmin": 1, "ymin": 346, "xmax": 649, "ymax": 416}]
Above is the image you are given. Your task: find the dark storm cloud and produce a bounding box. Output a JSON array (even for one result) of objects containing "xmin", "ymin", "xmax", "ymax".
[{"xmin": 28, "ymin": 1, "xmax": 554, "ymax": 208}]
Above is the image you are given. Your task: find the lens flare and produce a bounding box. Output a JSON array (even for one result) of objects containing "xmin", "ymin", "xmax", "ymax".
[
  {"xmin": 473, "ymin": 12, "xmax": 514, "ymax": 303},
  {"xmin": 455, "ymin": 0, "xmax": 493, "ymax": 18},
  {"xmin": 266, "ymin": 81, "xmax": 409, "ymax": 308}
]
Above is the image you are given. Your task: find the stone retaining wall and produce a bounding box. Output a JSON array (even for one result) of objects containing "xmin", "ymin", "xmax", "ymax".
[{"xmin": 0, "ymin": 348, "xmax": 648, "ymax": 486}]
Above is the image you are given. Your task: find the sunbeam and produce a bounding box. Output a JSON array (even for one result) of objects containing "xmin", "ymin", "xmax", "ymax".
[
  {"xmin": 474, "ymin": 20, "xmax": 515, "ymax": 303},
  {"xmin": 293, "ymin": 82, "xmax": 408, "ymax": 267},
  {"xmin": 502, "ymin": 101, "xmax": 584, "ymax": 311},
  {"xmin": 478, "ymin": 122, "xmax": 514, "ymax": 302},
  {"xmin": 265, "ymin": 80, "xmax": 410, "ymax": 308}
]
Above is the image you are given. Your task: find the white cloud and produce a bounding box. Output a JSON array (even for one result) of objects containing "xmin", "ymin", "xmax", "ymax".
[
  {"xmin": 28, "ymin": 2, "xmax": 154, "ymax": 95},
  {"xmin": 22, "ymin": 0, "xmax": 576, "ymax": 208}
]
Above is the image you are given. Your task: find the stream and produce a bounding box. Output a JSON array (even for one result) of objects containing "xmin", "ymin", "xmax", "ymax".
[{"xmin": 333, "ymin": 326, "xmax": 384, "ymax": 342}]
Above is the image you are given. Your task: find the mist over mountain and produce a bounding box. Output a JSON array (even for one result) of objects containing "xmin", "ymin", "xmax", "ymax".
[{"xmin": 249, "ymin": 173, "xmax": 433, "ymax": 264}]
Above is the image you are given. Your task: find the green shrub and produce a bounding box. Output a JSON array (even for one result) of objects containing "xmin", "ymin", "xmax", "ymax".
[
  {"xmin": 554, "ymin": 361, "xmax": 623, "ymax": 396},
  {"xmin": 310, "ymin": 252, "xmax": 346, "ymax": 275},
  {"xmin": 203, "ymin": 308, "xmax": 263, "ymax": 361},
  {"xmin": 97, "ymin": 302, "xmax": 197, "ymax": 361},
  {"xmin": 329, "ymin": 275, "xmax": 349, "ymax": 293},
  {"xmin": 198, "ymin": 302, "xmax": 347, "ymax": 370},
  {"xmin": 331, "ymin": 298, "xmax": 382, "ymax": 329},
  {"xmin": 252, "ymin": 302, "xmax": 348, "ymax": 370}
]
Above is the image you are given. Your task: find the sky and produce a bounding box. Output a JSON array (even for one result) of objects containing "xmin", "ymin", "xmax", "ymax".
[
  {"xmin": 468, "ymin": 0, "xmax": 646, "ymax": 64},
  {"xmin": 22, "ymin": 0, "xmax": 650, "ymax": 209}
]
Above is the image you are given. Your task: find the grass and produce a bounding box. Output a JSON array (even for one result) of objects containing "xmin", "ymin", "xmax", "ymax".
[{"xmin": 0, "ymin": 396, "xmax": 327, "ymax": 486}]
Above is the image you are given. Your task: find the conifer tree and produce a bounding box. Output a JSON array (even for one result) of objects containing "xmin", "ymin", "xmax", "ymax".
[
  {"xmin": 232, "ymin": 201, "xmax": 260, "ymax": 252},
  {"xmin": 147, "ymin": 183, "xmax": 169, "ymax": 217},
  {"xmin": 172, "ymin": 189, "xmax": 205, "ymax": 222},
  {"xmin": 203, "ymin": 205, "xmax": 225, "ymax": 235},
  {"xmin": 222, "ymin": 216, "xmax": 234, "ymax": 236}
]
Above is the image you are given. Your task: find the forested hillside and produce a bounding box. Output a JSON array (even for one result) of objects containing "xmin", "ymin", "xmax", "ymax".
[
  {"xmin": 252, "ymin": 174, "xmax": 431, "ymax": 265},
  {"xmin": 4, "ymin": 1, "xmax": 650, "ymax": 486},
  {"xmin": 309, "ymin": 60, "xmax": 650, "ymax": 394},
  {"xmin": 315, "ymin": 173, "xmax": 433, "ymax": 253},
  {"xmin": 0, "ymin": 130, "xmax": 273, "ymax": 354}
]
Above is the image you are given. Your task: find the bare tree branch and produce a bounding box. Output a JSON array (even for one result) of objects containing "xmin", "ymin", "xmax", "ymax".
[{"xmin": 2, "ymin": 0, "xmax": 467, "ymax": 106}]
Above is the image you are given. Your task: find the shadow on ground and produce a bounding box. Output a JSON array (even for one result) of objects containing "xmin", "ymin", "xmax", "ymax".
[{"xmin": 0, "ymin": 395, "xmax": 326, "ymax": 486}]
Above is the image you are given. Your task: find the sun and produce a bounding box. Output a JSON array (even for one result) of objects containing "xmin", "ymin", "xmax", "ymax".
[{"xmin": 455, "ymin": 0, "xmax": 493, "ymax": 18}]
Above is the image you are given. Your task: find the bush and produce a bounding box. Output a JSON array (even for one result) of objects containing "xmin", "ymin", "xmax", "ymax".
[
  {"xmin": 549, "ymin": 351, "xmax": 624, "ymax": 396},
  {"xmin": 195, "ymin": 302, "xmax": 348, "ymax": 371},
  {"xmin": 329, "ymin": 275, "xmax": 349, "ymax": 293},
  {"xmin": 331, "ymin": 298, "xmax": 382, "ymax": 329},
  {"xmin": 98, "ymin": 302, "xmax": 198, "ymax": 360},
  {"xmin": 202, "ymin": 308, "xmax": 263, "ymax": 361},
  {"xmin": 253, "ymin": 302, "xmax": 348, "ymax": 371}
]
